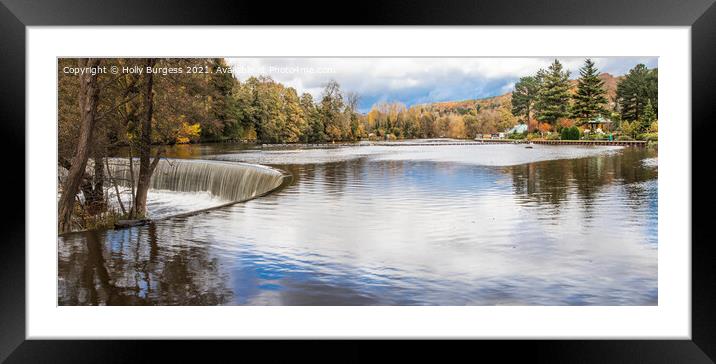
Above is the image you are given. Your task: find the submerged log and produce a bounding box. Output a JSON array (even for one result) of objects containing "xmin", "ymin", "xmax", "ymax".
[{"xmin": 114, "ymin": 219, "xmax": 150, "ymax": 228}]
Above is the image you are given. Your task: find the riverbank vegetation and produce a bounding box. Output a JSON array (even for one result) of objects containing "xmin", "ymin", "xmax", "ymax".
[
  {"xmin": 57, "ymin": 57, "xmax": 657, "ymax": 233},
  {"xmin": 510, "ymin": 59, "xmax": 658, "ymax": 142}
]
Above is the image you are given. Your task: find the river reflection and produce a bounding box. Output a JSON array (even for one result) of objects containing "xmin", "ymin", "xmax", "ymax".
[{"xmin": 59, "ymin": 143, "xmax": 658, "ymax": 305}]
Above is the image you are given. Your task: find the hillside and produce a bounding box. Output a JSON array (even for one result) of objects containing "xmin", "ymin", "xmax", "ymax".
[{"xmin": 428, "ymin": 72, "xmax": 622, "ymax": 114}]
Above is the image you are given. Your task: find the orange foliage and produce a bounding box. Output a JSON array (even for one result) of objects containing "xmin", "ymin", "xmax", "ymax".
[
  {"xmin": 558, "ymin": 118, "xmax": 575, "ymax": 128},
  {"xmin": 528, "ymin": 119, "xmax": 539, "ymax": 132},
  {"xmin": 538, "ymin": 122, "xmax": 552, "ymax": 133}
]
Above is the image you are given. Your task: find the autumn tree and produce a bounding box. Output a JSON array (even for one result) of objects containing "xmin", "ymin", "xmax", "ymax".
[
  {"xmin": 58, "ymin": 59, "xmax": 113, "ymax": 217},
  {"xmin": 463, "ymin": 115, "xmax": 480, "ymax": 138},
  {"xmin": 419, "ymin": 113, "xmax": 435, "ymax": 138},
  {"xmin": 133, "ymin": 58, "xmax": 159, "ymax": 217},
  {"xmin": 475, "ymin": 108, "xmax": 503, "ymax": 134},
  {"xmin": 300, "ymin": 92, "xmax": 323, "ymax": 142},
  {"xmin": 281, "ymin": 87, "xmax": 306, "ymax": 143},
  {"xmin": 320, "ymin": 80, "xmax": 345, "ymax": 142},
  {"xmin": 447, "ymin": 115, "xmax": 466, "ymax": 138},
  {"xmin": 403, "ymin": 106, "xmax": 421, "ymax": 138},
  {"xmin": 58, "ymin": 58, "xmax": 102, "ymax": 232},
  {"xmin": 345, "ymin": 92, "xmax": 362, "ymax": 140}
]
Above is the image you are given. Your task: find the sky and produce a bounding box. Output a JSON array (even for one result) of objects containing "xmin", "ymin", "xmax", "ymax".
[{"xmin": 225, "ymin": 57, "xmax": 658, "ymax": 113}]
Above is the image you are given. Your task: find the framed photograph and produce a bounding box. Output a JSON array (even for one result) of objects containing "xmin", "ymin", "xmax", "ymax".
[{"xmin": 2, "ymin": 0, "xmax": 714, "ymax": 362}]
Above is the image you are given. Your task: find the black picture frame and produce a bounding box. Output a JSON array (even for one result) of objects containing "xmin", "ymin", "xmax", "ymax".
[{"xmin": 1, "ymin": 0, "xmax": 714, "ymax": 362}]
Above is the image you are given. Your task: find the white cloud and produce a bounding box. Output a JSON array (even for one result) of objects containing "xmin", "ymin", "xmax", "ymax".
[{"xmin": 225, "ymin": 57, "xmax": 657, "ymax": 111}]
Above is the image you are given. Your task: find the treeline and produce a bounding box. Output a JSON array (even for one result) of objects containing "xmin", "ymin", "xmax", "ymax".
[
  {"xmin": 197, "ymin": 72, "xmax": 518, "ymax": 142},
  {"xmin": 57, "ymin": 57, "xmax": 658, "ymax": 232},
  {"xmin": 57, "ymin": 56, "xmax": 520, "ymax": 233},
  {"xmin": 361, "ymin": 97, "xmax": 517, "ymax": 139},
  {"xmin": 57, "ymin": 58, "xmax": 367, "ymax": 232},
  {"xmin": 511, "ymin": 59, "xmax": 658, "ymax": 135},
  {"xmin": 230, "ymin": 77, "xmax": 360, "ymax": 143}
]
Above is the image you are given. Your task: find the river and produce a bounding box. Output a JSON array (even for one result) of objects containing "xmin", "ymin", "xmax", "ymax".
[{"xmin": 58, "ymin": 140, "xmax": 658, "ymax": 305}]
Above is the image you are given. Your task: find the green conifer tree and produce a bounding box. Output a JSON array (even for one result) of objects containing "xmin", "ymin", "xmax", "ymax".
[
  {"xmin": 572, "ymin": 59, "xmax": 608, "ymax": 123},
  {"xmin": 535, "ymin": 59, "xmax": 571, "ymax": 125},
  {"xmin": 616, "ymin": 64, "xmax": 658, "ymax": 122},
  {"xmin": 640, "ymin": 99, "xmax": 657, "ymax": 133},
  {"xmin": 511, "ymin": 76, "xmax": 540, "ymax": 129}
]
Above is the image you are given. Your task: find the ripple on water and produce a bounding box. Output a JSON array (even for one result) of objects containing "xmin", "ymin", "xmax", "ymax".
[
  {"xmin": 208, "ymin": 142, "xmax": 623, "ymax": 167},
  {"xmin": 58, "ymin": 144, "xmax": 658, "ymax": 306}
]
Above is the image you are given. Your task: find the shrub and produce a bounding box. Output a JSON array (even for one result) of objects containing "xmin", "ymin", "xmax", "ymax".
[
  {"xmin": 560, "ymin": 126, "xmax": 581, "ymax": 140},
  {"xmin": 617, "ymin": 135, "xmax": 633, "ymax": 141},
  {"xmin": 619, "ymin": 121, "xmax": 639, "ymax": 139},
  {"xmin": 639, "ymin": 132, "xmax": 658, "ymax": 142},
  {"xmin": 546, "ymin": 132, "xmax": 560, "ymax": 140},
  {"xmin": 648, "ymin": 121, "xmax": 658, "ymax": 133}
]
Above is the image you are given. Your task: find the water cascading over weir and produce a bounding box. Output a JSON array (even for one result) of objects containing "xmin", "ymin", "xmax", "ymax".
[{"xmin": 108, "ymin": 158, "xmax": 287, "ymax": 207}]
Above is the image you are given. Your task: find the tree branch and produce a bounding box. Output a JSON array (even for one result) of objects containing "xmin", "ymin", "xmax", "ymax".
[{"xmin": 96, "ymin": 92, "xmax": 141, "ymax": 122}]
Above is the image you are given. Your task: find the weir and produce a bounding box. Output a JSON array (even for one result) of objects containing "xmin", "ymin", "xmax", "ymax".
[{"xmin": 108, "ymin": 158, "xmax": 286, "ymax": 202}]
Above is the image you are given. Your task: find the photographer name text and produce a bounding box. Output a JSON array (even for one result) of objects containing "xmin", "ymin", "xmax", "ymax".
[{"xmin": 62, "ymin": 64, "xmax": 335, "ymax": 76}]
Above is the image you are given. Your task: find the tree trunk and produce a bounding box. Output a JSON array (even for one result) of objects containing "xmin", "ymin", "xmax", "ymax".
[
  {"xmin": 527, "ymin": 105, "xmax": 532, "ymax": 132},
  {"xmin": 134, "ymin": 58, "xmax": 156, "ymax": 217},
  {"xmin": 58, "ymin": 58, "xmax": 102, "ymax": 233},
  {"xmin": 128, "ymin": 150, "xmax": 136, "ymax": 217},
  {"xmin": 80, "ymin": 155, "xmax": 106, "ymax": 215},
  {"xmin": 105, "ymin": 158, "xmax": 126, "ymax": 215},
  {"xmin": 119, "ymin": 70, "xmax": 141, "ymax": 217}
]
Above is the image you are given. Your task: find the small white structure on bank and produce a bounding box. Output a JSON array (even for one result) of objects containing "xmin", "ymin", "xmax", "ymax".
[
  {"xmin": 474, "ymin": 124, "xmax": 527, "ymax": 140},
  {"xmin": 506, "ymin": 124, "xmax": 529, "ymax": 135}
]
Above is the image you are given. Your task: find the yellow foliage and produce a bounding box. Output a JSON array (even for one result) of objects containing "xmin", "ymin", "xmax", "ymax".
[
  {"xmin": 243, "ymin": 126, "xmax": 257, "ymax": 142},
  {"xmin": 367, "ymin": 109, "xmax": 380, "ymax": 127},
  {"xmin": 649, "ymin": 121, "xmax": 658, "ymax": 133},
  {"xmin": 447, "ymin": 116, "xmax": 466, "ymax": 138},
  {"xmin": 176, "ymin": 122, "xmax": 201, "ymax": 144}
]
